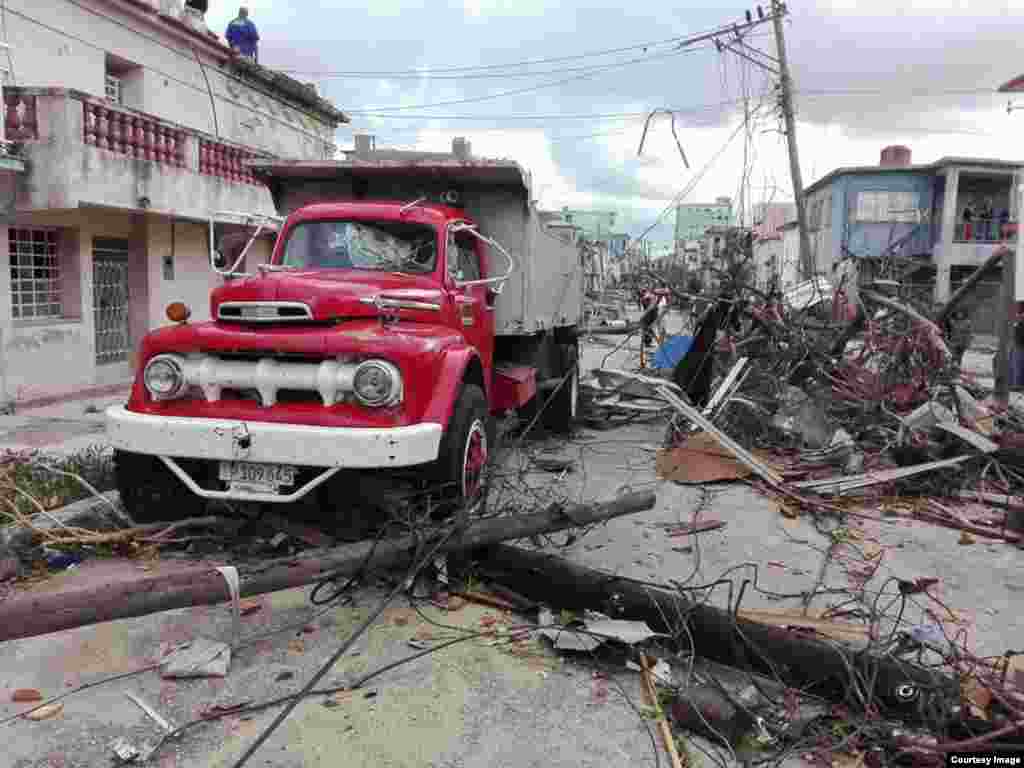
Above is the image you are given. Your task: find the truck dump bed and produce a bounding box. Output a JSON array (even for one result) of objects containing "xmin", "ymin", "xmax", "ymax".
[{"xmin": 249, "ymin": 156, "xmax": 582, "ymax": 336}]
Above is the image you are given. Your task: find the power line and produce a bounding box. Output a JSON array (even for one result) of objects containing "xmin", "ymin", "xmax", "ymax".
[
  {"xmin": 270, "ymin": 24, "xmax": 771, "ymax": 78},
  {"xmin": 344, "ymin": 49, "xmax": 702, "ymax": 115},
  {"xmin": 352, "ymin": 98, "xmax": 753, "ymax": 122},
  {"xmin": 344, "ymin": 14, "xmax": 780, "ymax": 114},
  {"xmin": 272, "ymin": 41, "xmax": 733, "ymax": 80}
]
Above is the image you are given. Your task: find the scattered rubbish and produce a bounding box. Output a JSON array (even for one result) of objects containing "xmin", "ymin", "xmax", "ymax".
[
  {"xmin": 653, "ymin": 335, "xmax": 695, "ymax": 370},
  {"xmin": 238, "ymin": 599, "xmax": 263, "ymax": 617},
  {"xmin": 657, "ymin": 432, "xmax": 755, "ymax": 483},
  {"xmin": 585, "ymin": 619, "xmax": 665, "ymax": 645},
  {"xmin": 288, "ymin": 638, "xmax": 305, "ymax": 654},
  {"xmin": 539, "ymin": 626, "xmax": 604, "ymax": 653},
  {"xmin": 663, "ymin": 520, "xmax": 726, "ymax": 537},
  {"xmin": 200, "ymin": 701, "xmax": 252, "ymax": 717},
  {"xmin": 23, "ymin": 702, "xmax": 63, "ymax": 721},
  {"xmin": 959, "ymin": 531, "xmax": 977, "ymax": 545},
  {"xmin": 771, "ymin": 385, "xmax": 832, "ymax": 448},
  {"xmin": 160, "ymin": 637, "xmax": 231, "ymax": 679},
  {"xmin": 110, "ymin": 737, "xmax": 141, "ymax": 763},
  {"xmin": 125, "ymin": 692, "xmax": 176, "ymax": 733},
  {"xmin": 12, "ymin": 689, "xmax": 42, "ymax": 703},
  {"xmin": 274, "ymin": 671, "xmax": 295, "ymax": 682}
]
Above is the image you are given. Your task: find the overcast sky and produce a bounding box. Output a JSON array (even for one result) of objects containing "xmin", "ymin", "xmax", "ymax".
[{"xmin": 210, "ymin": 1, "xmax": 1024, "ymax": 244}]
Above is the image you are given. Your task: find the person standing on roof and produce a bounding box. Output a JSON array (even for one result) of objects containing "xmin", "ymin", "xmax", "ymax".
[{"xmin": 226, "ymin": 7, "xmax": 260, "ymax": 63}]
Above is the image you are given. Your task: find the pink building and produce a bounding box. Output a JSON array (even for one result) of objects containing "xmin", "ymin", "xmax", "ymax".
[{"xmin": 0, "ymin": 0, "xmax": 347, "ymax": 409}]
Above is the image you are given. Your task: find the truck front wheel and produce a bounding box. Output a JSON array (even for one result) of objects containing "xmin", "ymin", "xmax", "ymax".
[
  {"xmin": 433, "ymin": 383, "xmax": 490, "ymax": 526},
  {"xmin": 114, "ymin": 450, "xmax": 206, "ymax": 524}
]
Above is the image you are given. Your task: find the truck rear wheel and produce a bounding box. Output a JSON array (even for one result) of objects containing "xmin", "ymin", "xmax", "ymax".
[
  {"xmin": 433, "ymin": 383, "xmax": 490, "ymax": 527},
  {"xmin": 540, "ymin": 343, "xmax": 579, "ymax": 434},
  {"xmin": 114, "ymin": 450, "xmax": 206, "ymax": 524}
]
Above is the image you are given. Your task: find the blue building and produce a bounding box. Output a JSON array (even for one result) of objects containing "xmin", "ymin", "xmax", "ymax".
[{"xmin": 802, "ymin": 146, "xmax": 1021, "ymax": 315}]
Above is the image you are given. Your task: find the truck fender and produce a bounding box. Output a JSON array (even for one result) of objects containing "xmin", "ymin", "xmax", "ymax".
[{"xmin": 421, "ymin": 348, "xmax": 485, "ymax": 430}]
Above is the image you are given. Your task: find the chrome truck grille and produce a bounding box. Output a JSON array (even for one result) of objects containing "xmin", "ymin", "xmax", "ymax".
[
  {"xmin": 174, "ymin": 355, "xmax": 373, "ymax": 407},
  {"xmin": 217, "ymin": 302, "xmax": 313, "ymax": 322}
]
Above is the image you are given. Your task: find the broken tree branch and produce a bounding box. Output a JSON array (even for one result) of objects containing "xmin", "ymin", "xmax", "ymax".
[{"xmin": 0, "ymin": 491, "xmax": 656, "ymax": 643}]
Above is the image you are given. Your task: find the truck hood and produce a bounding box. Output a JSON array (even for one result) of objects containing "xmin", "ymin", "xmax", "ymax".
[{"xmin": 210, "ymin": 271, "xmax": 444, "ymax": 323}]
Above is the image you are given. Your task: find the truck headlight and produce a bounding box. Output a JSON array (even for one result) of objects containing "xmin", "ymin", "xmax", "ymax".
[
  {"xmin": 352, "ymin": 359, "xmax": 402, "ymax": 407},
  {"xmin": 144, "ymin": 354, "xmax": 186, "ymax": 400}
]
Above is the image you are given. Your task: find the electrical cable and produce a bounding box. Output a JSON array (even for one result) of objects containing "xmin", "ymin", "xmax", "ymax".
[
  {"xmin": 273, "ymin": 21, "xmax": 775, "ymax": 77},
  {"xmin": 227, "ymin": 529, "xmax": 454, "ymax": 768}
]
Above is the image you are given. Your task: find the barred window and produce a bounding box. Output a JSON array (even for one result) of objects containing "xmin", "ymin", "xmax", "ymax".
[{"xmin": 10, "ymin": 228, "xmax": 61, "ymax": 320}]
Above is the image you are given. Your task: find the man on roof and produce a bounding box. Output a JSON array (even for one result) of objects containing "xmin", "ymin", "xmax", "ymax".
[{"xmin": 226, "ymin": 7, "xmax": 260, "ymax": 63}]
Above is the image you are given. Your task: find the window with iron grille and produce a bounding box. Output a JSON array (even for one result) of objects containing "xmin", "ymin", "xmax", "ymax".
[
  {"xmin": 104, "ymin": 73, "xmax": 122, "ymax": 104},
  {"xmin": 9, "ymin": 228, "xmax": 62, "ymax": 320}
]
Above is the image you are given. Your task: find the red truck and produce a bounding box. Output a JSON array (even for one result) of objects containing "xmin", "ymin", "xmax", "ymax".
[{"xmin": 105, "ymin": 140, "xmax": 583, "ymax": 535}]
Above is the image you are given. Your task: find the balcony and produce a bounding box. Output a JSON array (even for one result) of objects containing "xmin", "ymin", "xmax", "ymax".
[
  {"xmin": 0, "ymin": 87, "xmax": 277, "ymax": 221},
  {"xmin": 953, "ymin": 221, "xmax": 1018, "ymax": 243}
]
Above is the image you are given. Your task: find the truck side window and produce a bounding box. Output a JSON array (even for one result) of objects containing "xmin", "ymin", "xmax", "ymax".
[{"xmin": 448, "ymin": 232, "xmax": 482, "ymax": 282}]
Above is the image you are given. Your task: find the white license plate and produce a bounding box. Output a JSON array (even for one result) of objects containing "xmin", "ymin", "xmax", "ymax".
[{"xmin": 219, "ymin": 461, "xmax": 296, "ymax": 491}]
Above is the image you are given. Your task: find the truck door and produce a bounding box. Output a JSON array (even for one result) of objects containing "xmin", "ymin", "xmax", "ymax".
[{"xmin": 446, "ymin": 226, "xmax": 495, "ymax": 385}]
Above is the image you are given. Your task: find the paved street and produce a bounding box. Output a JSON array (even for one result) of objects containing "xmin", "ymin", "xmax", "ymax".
[{"xmin": 0, "ymin": 319, "xmax": 1021, "ymax": 766}]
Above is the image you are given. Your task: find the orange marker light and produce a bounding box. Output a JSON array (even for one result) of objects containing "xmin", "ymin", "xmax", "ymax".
[{"xmin": 166, "ymin": 302, "xmax": 191, "ymax": 323}]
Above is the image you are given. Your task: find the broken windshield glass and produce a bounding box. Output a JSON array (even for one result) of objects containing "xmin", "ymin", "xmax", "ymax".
[{"xmin": 279, "ymin": 220, "xmax": 438, "ymax": 273}]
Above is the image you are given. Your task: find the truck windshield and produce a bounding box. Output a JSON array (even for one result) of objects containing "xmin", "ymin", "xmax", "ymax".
[{"xmin": 279, "ymin": 220, "xmax": 438, "ymax": 274}]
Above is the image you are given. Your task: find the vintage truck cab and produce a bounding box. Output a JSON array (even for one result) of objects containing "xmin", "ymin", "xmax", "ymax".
[{"xmin": 106, "ymin": 142, "xmax": 583, "ymax": 531}]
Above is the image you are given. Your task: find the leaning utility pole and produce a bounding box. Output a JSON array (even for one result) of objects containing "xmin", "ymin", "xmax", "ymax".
[{"xmin": 771, "ymin": 0, "xmax": 814, "ymax": 280}]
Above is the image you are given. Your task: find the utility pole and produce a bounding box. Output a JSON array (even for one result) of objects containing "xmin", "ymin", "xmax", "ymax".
[{"xmin": 771, "ymin": 0, "xmax": 813, "ymax": 280}]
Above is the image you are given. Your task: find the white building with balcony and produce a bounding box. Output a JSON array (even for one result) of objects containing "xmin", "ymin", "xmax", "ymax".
[{"xmin": 0, "ymin": 0, "xmax": 347, "ymax": 407}]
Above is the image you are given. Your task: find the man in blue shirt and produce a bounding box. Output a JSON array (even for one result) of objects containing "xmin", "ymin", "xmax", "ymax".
[{"xmin": 226, "ymin": 7, "xmax": 259, "ymax": 63}]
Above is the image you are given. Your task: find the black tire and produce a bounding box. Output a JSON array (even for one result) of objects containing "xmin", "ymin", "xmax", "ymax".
[
  {"xmin": 540, "ymin": 343, "xmax": 579, "ymax": 434},
  {"xmin": 433, "ymin": 384, "xmax": 491, "ymax": 527},
  {"xmin": 114, "ymin": 449, "xmax": 206, "ymax": 523}
]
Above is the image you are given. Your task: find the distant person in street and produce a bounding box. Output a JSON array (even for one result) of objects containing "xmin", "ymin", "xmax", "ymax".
[{"xmin": 226, "ymin": 7, "xmax": 259, "ymax": 63}]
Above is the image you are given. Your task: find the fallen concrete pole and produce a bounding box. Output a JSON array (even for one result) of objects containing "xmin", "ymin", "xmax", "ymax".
[
  {"xmin": 0, "ymin": 491, "xmax": 656, "ymax": 643},
  {"xmin": 481, "ymin": 544, "xmax": 956, "ymax": 724}
]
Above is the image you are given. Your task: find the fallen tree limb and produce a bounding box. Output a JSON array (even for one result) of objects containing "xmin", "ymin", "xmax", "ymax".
[
  {"xmin": 0, "ymin": 491, "xmax": 656, "ymax": 643},
  {"xmin": 481, "ymin": 544, "xmax": 956, "ymax": 724}
]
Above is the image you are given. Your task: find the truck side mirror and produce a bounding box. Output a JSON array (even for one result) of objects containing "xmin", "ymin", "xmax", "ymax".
[{"xmin": 212, "ymin": 249, "xmax": 227, "ymax": 269}]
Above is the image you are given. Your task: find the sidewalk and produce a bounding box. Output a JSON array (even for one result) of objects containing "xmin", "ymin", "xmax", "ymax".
[{"xmin": 0, "ymin": 390, "xmax": 127, "ymax": 457}]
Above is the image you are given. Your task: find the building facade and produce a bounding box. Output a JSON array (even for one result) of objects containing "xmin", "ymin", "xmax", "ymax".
[
  {"xmin": 0, "ymin": 0, "xmax": 347, "ymax": 406},
  {"xmin": 801, "ymin": 146, "xmax": 1021, "ymax": 314},
  {"xmin": 674, "ymin": 197, "xmax": 733, "ymax": 245},
  {"xmin": 559, "ymin": 208, "xmax": 617, "ymax": 242}
]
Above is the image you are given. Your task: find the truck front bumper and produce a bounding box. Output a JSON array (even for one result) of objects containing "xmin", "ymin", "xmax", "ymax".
[{"xmin": 105, "ymin": 405, "xmax": 444, "ymax": 503}]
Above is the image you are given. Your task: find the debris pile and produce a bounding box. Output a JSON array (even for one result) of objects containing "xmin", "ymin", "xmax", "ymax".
[{"xmin": 636, "ymin": 276, "xmax": 1024, "ymax": 542}]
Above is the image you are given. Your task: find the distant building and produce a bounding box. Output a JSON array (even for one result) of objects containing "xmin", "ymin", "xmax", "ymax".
[
  {"xmin": 802, "ymin": 145, "xmax": 1023, "ymax": 331},
  {"xmin": 674, "ymin": 197, "xmax": 733, "ymax": 243},
  {"xmin": 560, "ymin": 208, "xmax": 617, "ymax": 241},
  {"xmin": 752, "ymin": 202, "xmax": 797, "ymax": 240}
]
